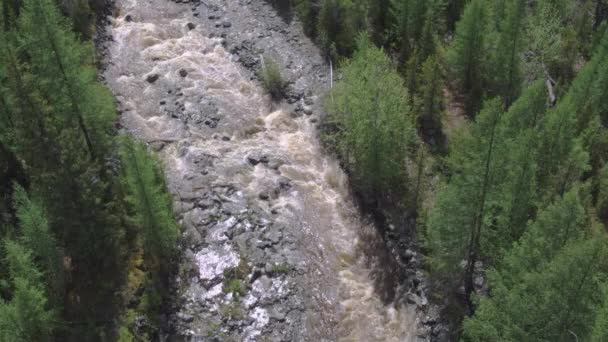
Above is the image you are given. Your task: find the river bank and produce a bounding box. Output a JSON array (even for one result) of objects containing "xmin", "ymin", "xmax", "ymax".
[{"xmin": 97, "ymin": 0, "xmax": 444, "ymax": 340}]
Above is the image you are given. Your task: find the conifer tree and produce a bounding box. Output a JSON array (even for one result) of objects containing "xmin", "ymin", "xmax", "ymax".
[
  {"xmin": 426, "ymin": 99, "xmax": 504, "ymax": 306},
  {"xmin": 120, "ymin": 137, "xmax": 178, "ymax": 314},
  {"xmin": 19, "ymin": 0, "xmax": 115, "ymax": 159},
  {"xmin": 591, "ymin": 285, "xmax": 608, "ymax": 342},
  {"xmin": 12, "ymin": 184, "xmax": 63, "ymax": 302},
  {"xmin": 326, "ymin": 35, "xmax": 417, "ymax": 203},
  {"xmin": 464, "ymin": 237, "xmax": 607, "ymax": 341},
  {"xmin": 413, "ymin": 55, "xmax": 444, "ymax": 149},
  {"xmin": 491, "ymin": 0, "xmax": 525, "ymax": 107},
  {"xmin": 446, "ymin": 0, "xmax": 487, "ymax": 115},
  {"xmin": 0, "ymin": 240, "xmax": 57, "ymax": 341}
]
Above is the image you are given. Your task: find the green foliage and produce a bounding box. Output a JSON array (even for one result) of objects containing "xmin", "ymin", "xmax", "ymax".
[
  {"xmin": 120, "ymin": 137, "xmax": 178, "ymax": 262},
  {"xmin": 270, "ymin": 263, "xmax": 291, "ymax": 275},
  {"xmin": 591, "ymin": 285, "xmax": 608, "ymax": 342},
  {"xmin": 0, "ymin": 240, "xmax": 57, "ymax": 342},
  {"xmin": 223, "ymin": 279, "xmax": 246, "ymax": 297},
  {"xmin": 446, "ymin": 0, "xmax": 487, "ymax": 115},
  {"xmin": 316, "ymin": 0, "xmax": 368, "ymax": 58},
  {"xmin": 325, "ymin": 35, "xmax": 418, "ymax": 202},
  {"xmin": 259, "ymin": 57, "xmax": 286, "ymax": 101},
  {"xmin": 0, "ymin": 0, "xmax": 180, "ymax": 338},
  {"xmin": 489, "ymin": 0, "xmax": 525, "ymax": 106},
  {"xmin": 426, "ymin": 99, "xmax": 503, "ymax": 277},
  {"xmin": 464, "ymin": 231, "xmax": 607, "ymax": 341},
  {"xmin": 389, "ymin": 0, "xmax": 442, "ymax": 63},
  {"xmin": 12, "ymin": 184, "xmax": 63, "ymax": 303},
  {"xmin": 413, "ymin": 55, "xmax": 445, "ymax": 150}
]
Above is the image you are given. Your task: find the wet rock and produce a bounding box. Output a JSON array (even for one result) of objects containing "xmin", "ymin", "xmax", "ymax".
[
  {"xmin": 179, "ymin": 69, "xmax": 188, "ymax": 77},
  {"xmin": 247, "ymin": 153, "xmax": 268, "ymax": 166},
  {"xmin": 269, "ymin": 308, "xmax": 286, "ymax": 322},
  {"xmin": 146, "ymin": 74, "xmax": 160, "ymax": 83},
  {"xmin": 186, "ymin": 22, "xmax": 196, "ymax": 30},
  {"xmin": 406, "ymin": 292, "xmax": 423, "ymax": 307},
  {"xmin": 263, "ymin": 228, "xmax": 282, "ymax": 245},
  {"xmin": 267, "ymin": 158, "xmax": 285, "ymax": 170},
  {"xmin": 177, "ymin": 312, "xmax": 194, "ymax": 323}
]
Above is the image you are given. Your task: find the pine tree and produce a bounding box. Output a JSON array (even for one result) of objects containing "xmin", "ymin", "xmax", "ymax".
[
  {"xmin": 463, "ymin": 228, "xmax": 607, "ymax": 341},
  {"xmin": 491, "ymin": 0, "xmax": 525, "ymax": 107},
  {"xmin": 497, "ymin": 187, "xmax": 587, "ymax": 287},
  {"xmin": 413, "ymin": 55, "xmax": 444, "ymax": 150},
  {"xmin": 0, "ymin": 3, "xmax": 54, "ymax": 172},
  {"xmin": 12, "ymin": 184, "xmax": 63, "ymax": 303},
  {"xmin": 0, "ymin": 240, "xmax": 57, "ymax": 342},
  {"xmin": 19, "ymin": 0, "xmax": 115, "ymax": 160},
  {"xmin": 120, "ymin": 137, "xmax": 178, "ymax": 315},
  {"xmin": 326, "ymin": 35, "xmax": 418, "ymax": 203},
  {"xmin": 591, "ymin": 285, "xmax": 608, "ymax": 342},
  {"xmin": 389, "ymin": 0, "xmax": 441, "ymax": 64},
  {"xmin": 120, "ymin": 137, "xmax": 177, "ymax": 262},
  {"xmin": 426, "ymin": 99, "xmax": 504, "ymax": 306},
  {"xmin": 446, "ymin": 0, "xmax": 488, "ymax": 115},
  {"xmin": 485, "ymin": 81, "xmax": 547, "ymax": 250}
]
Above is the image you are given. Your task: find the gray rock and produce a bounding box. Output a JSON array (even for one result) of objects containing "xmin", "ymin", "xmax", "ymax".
[
  {"xmin": 146, "ymin": 74, "xmax": 160, "ymax": 83},
  {"xmin": 406, "ymin": 293, "xmax": 422, "ymax": 307},
  {"xmin": 222, "ymin": 20, "xmax": 232, "ymax": 28},
  {"xmin": 177, "ymin": 312, "xmax": 194, "ymax": 323},
  {"xmin": 264, "ymin": 228, "xmax": 282, "ymax": 245},
  {"xmin": 269, "ymin": 308, "xmax": 286, "ymax": 322}
]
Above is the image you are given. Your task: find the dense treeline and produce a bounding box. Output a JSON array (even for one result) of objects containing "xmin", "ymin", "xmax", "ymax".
[
  {"xmin": 0, "ymin": 0, "xmax": 178, "ymax": 340},
  {"xmin": 295, "ymin": 0, "xmax": 608, "ymax": 339}
]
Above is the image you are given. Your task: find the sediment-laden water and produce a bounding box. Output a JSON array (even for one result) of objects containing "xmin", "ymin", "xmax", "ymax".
[{"xmin": 103, "ymin": 0, "xmax": 427, "ymax": 340}]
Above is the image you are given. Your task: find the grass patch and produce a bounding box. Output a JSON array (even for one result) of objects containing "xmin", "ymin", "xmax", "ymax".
[
  {"xmin": 223, "ymin": 278, "xmax": 246, "ymax": 297},
  {"xmin": 271, "ymin": 263, "xmax": 291, "ymax": 275},
  {"xmin": 219, "ymin": 302, "xmax": 244, "ymax": 320},
  {"xmin": 259, "ymin": 56, "xmax": 286, "ymax": 101},
  {"xmin": 222, "ymin": 257, "xmax": 251, "ymax": 298}
]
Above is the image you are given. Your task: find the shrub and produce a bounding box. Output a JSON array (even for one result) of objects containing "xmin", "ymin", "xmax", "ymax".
[{"xmin": 259, "ymin": 57, "xmax": 286, "ymax": 101}]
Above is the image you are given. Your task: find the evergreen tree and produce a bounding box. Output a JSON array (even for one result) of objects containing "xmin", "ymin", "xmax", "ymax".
[
  {"xmin": 120, "ymin": 137, "xmax": 178, "ymax": 263},
  {"xmin": 591, "ymin": 285, "xmax": 608, "ymax": 342},
  {"xmin": 120, "ymin": 137, "xmax": 178, "ymax": 314},
  {"xmin": 19, "ymin": 0, "xmax": 115, "ymax": 160},
  {"xmin": 0, "ymin": 240, "xmax": 57, "ymax": 342},
  {"xmin": 491, "ymin": 0, "xmax": 525, "ymax": 107},
  {"xmin": 413, "ymin": 55, "xmax": 445, "ymax": 150},
  {"xmin": 326, "ymin": 35, "xmax": 418, "ymax": 203},
  {"xmin": 464, "ymin": 215, "xmax": 607, "ymax": 341},
  {"xmin": 12, "ymin": 184, "xmax": 63, "ymax": 303},
  {"xmin": 426, "ymin": 99, "xmax": 504, "ymax": 306},
  {"xmin": 446, "ymin": 0, "xmax": 487, "ymax": 115}
]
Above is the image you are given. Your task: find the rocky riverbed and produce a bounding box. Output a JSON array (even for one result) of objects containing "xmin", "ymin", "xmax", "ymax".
[{"xmin": 99, "ymin": 0, "xmax": 445, "ymax": 340}]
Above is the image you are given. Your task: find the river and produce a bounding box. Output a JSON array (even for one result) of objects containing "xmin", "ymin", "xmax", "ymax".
[{"xmin": 103, "ymin": 0, "xmax": 427, "ymax": 340}]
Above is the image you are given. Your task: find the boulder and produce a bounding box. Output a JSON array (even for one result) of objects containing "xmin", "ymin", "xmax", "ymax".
[{"xmin": 146, "ymin": 74, "xmax": 160, "ymax": 83}]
